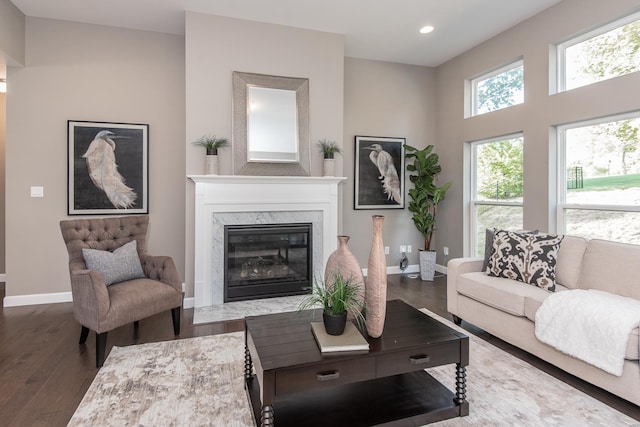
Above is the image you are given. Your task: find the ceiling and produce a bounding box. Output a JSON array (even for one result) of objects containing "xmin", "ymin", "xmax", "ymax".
[{"xmin": 8, "ymin": 0, "xmax": 562, "ymax": 67}]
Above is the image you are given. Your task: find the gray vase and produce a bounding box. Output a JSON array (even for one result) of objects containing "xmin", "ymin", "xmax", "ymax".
[{"xmin": 419, "ymin": 250, "xmax": 436, "ymax": 281}]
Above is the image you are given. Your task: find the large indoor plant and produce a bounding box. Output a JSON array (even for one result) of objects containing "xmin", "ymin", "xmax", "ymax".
[
  {"xmin": 405, "ymin": 144, "xmax": 452, "ymax": 281},
  {"xmin": 298, "ymin": 272, "xmax": 365, "ymax": 335}
]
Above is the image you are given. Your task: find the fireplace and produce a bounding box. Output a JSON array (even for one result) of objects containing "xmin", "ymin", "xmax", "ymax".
[
  {"xmin": 224, "ymin": 223, "xmax": 312, "ymax": 301},
  {"xmin": 189, "ymin": 175, "xmax": 345, "ymax": 308}
]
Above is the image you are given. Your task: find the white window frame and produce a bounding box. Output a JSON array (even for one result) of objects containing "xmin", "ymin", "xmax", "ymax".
[
  {"xmin": 468, "ymin": 133, "xmax": 524, "ymax": 256},
  {"xmin": 556, "ymin": 111, "xmax": 640, "ymax": 235},
  {"xmin": 556, "ymin": 11, "xmax": 640, "ymax": 93},
  {"xmin": 468, "ymin": 59, "xmax": 524, "ymax": 117}
]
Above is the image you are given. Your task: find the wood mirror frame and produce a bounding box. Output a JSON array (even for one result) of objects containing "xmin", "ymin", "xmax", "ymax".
[{"xmin": 232, "ymin": 71, "xmax": 310, "ymax": 176}]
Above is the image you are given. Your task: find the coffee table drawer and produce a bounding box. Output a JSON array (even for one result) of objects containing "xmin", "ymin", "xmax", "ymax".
[
  {"xmin": 376, "ymin": 341, "xmax": 460, "ymax": 377},
  {"xmin": 276, "ymin": 357, "xmax": 376, "ymax": 395}
]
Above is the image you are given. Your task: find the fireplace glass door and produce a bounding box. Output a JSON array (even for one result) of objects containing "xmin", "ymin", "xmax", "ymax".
[{"xmin": 224, "ymin": 223, "xmax": 312, "ymax": 302}]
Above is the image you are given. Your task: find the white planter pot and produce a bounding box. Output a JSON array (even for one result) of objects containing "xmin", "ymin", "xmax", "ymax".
[
  {"xmin": 419, "ymin": 250, "xmax": 436, "ymax": 281},
  {"xmin": 205, "ymin": 154, "xmax": 219, "ymax": 175},
  {"xmin": 322, "ymin": 158, "xmax": 335, "ymax": 176}
]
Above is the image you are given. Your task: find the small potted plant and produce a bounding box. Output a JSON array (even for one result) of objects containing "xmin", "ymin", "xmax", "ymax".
[
  {"xmin": 317, "ymin": 139, "xmax": 341, "ymax": 176},
  {"xmin": 193, "ymin": 134, "xmax": 229, "ymax": 175},
  {"xmin": 405, "ymin": 144, "xmax": 452, "ymax": 281},
  {"xmin": 299, "ymin": 272, "xmax": 365, "ymax": 335}
]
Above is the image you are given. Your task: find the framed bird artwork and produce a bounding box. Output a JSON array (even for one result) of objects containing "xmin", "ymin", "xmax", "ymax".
[
  {"xmin": 67, "ymin": 120, "xmax": 149, "ymax": 215},
  {"xmin": 354, "ymin": 136, "xmax": 405, "ymax": 209}
]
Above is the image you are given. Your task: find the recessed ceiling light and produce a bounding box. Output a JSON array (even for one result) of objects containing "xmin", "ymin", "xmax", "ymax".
[{"xmin": 419, "ymin": 25, "xmax": 434, "ymax": 34}]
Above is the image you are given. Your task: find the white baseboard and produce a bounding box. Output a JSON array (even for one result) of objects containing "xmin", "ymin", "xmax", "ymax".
[
  {"xmin": 0, "ymin": 274, "xmax": 5, "ymax": 282},
  {"xmin": 183, "ymin": 297, "xmax": 195, "ymax": 309},
  {"xmin": 4, "ymin": 291, "xmax": 73, "ymax": 307}
]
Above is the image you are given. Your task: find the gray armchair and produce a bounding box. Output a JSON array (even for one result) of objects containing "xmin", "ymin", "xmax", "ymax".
[{"xmin": 60, "ymin": 215, "xmax": 183, "ymax": 368}]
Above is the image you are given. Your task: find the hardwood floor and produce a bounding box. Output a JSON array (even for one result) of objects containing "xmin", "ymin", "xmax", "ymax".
[{"xmin": 1, "ymin": 277, "xmax": 639, "ymax": 425}]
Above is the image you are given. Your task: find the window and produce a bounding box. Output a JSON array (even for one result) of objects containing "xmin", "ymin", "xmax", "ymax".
[
  {"xmin": 469, "ymin": 135, "xmax": 524, "ymax": 256},
  {"xmin": 470, "ymin": 60, "xmax": 524, "ymax": 116},
  {"xmin": 557, "ymin": 112, "xmax": 640, "ymax": 244},
  {"xmin": 557, "ymin": 12, "xmax": 640, "ymax": 92}
]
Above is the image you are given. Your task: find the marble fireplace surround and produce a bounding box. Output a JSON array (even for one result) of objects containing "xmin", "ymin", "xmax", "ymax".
[{"xmin": 189, "ymin": 175, "xmax": 346, "ymax": 308}]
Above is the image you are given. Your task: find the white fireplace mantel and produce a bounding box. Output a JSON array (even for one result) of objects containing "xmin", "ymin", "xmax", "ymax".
[{"xmin": 188, "ymin": 175, "xmax": 346, "ymax": 308}]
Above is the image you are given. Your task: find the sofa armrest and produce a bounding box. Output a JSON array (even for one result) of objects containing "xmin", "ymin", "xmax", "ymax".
[
  {"xmin": 140, "ymin": 254, "xmax": 182, "ymax": 294},
  {"xmin": 70, "ymin": 269, "xmax": 111, "ymax": 331},
  {"xmin": 446, "ymin": 257, "xmax": 484, "ymax": 316}
]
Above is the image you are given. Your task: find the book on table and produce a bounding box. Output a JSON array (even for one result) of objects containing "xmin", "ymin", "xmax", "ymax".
[{"xmin": 311, "ymin": 321, "xmax": 370, "ymax": 353}]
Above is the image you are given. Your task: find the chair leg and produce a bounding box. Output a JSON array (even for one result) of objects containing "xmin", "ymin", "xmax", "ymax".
[
  {"xmin": 171, "ymin": 307, "xmax": 181, "ymax": 336},
  {"xmin": 96, "ymin": 332, "xmax": 108, "ymax": 369},
  {"xmin": 79, "ymin": 326, "xmax": 90, "ymax": 344}
]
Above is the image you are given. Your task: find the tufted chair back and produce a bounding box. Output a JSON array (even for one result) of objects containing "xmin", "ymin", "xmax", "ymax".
[{"xmin": 60, "ymin": 215, "xmax": 149, "ymax": 273}]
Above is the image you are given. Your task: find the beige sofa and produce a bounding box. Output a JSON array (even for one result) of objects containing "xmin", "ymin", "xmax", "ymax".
[{"xmin": 447, "ymin": 236, "xmax": 640, "ymax": 405}]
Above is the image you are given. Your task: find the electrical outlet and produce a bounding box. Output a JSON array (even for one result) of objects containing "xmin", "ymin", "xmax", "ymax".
[
  {"xmin": 400, "ymin": 245, "xmax": 407, "ymax": 254},
  {"xmin": 407, "ymin": 245, "xmax": 412, "ymax": 253},
  {"xmin": 443, "ymin": 246, "xmax": 449, "ymax": 256},
  {"xmin": 384, "ymin": 246, "xmax": 389, "ymax": 255}
]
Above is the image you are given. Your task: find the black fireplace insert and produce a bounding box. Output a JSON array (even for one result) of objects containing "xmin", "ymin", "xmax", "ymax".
[{"xmin": 224, "ymin": 223, "xmax": 312, "ymax": 302}]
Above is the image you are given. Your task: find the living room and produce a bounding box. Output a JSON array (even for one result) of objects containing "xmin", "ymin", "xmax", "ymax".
[{"xmin": 2, "ymin": 0, "xmax": 640, "ymax": 424}]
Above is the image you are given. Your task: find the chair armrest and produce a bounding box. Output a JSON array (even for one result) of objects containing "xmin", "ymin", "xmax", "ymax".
[
  {"xmin": 70, "ymin": 269, "xmax": 111, "ymax": 331},
  {"xmin": 446, "ymin": 257, "xmax": 484, "ymax": 316},
  {"xmin": 140, "ymin": 255, "xmax": 182, "ymax": 293}
]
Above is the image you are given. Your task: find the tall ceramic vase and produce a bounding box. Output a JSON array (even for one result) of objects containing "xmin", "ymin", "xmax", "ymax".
[
  {"xmin": 366, "ymin": 215, "xmax": 387, "ymax": 338},
  {"xmin": 324, "ymin": 236, "xmax": 365, "ymax": 319}
]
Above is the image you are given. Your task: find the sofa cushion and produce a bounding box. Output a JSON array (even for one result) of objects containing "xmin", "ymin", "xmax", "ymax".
[
  {"xmin": 487, "ymin": 230, "xmax": 563, "ymax": 291},
  {"xmin": 82, "ymin": 240, "xmax": 145, "ymax": 286},
  {"xmin": 523, "ymin": 284, "xmax": 569, "ymax": 321},
  {"xmin": 458, "ymin": 271, "xmax": 552, "ymax": 317},
  {"xmin": 578, "ymin": 239, "xmax": 640, "ymax": 301},
  {"xmin": 555, "ymin": 236, "xmax": 588, "ymax": 289},
  {"xmin": 524, "ymin": 289, "xmax": 639, "ymax": 361}
]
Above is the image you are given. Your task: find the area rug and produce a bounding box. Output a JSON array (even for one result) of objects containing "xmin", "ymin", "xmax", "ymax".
[{"xmin": 68, "ymin": 310, "xmax": 638, "ymax": 426}]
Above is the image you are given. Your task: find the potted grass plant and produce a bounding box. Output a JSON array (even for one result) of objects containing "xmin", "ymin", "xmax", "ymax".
[
  {"xmin": 299, "ymin": 272, "xmax": 365, "ymax": 335},
  {"xmin": 317, "ymin": 139, "xmax": 341, "ymax": 176},
  {"xmin": 193, "ymin": 134, "xmax": 229, "ymax": 175},
  {"xmin": 405, "ymin": 144, "xmax": 452, "ymax": 281}
]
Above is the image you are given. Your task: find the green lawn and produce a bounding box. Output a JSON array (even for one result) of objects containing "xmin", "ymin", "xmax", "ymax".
[{"xmin": 573, "ymin": 173, "xmax": 640, "ymax": 191}]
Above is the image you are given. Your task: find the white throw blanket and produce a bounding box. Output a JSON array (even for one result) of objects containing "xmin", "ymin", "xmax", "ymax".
[{"xmin": 535, "ymin": 289, "xmax": 640, "ymax": 376}]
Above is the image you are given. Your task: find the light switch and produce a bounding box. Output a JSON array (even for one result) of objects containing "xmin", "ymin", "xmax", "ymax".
[{"xmin": 31, "ymin": 186, "xmax": 44, "ymax": 198}]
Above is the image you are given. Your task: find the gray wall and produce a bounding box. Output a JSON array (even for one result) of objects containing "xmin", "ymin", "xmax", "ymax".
[
  {"xmin": 6, "ymin": 17, "xmax": 185, "ymax": 297},
  {"xmin": 184, "ymin": 12, "xmax": 345, "ymax": 298},
  {"xmin": 435, "ymin": 0, "xmax": 640, "ymax": 259},
  {"xmin": 0, "ymin": 0, "xmax": 25, "ymax": 66},
  {"xmin": 343, "ymin": 57, "xmax": 436, "ymax": 267}
]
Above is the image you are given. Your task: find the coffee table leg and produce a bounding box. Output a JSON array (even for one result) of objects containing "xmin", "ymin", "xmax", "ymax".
[
  {"xmin": 244, "ymin": 346, "xmax": 253, "ymax": 380},
  {"xmin": 261, "ymin": 405, "xmax": 274, "ymax": 426},
  {"xmin": 454, "ymin": 363, "xmax": 467, "ymax": 404}
]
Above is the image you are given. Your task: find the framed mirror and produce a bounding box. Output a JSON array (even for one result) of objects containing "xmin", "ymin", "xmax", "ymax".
[{"xmin": 232, "ymin": 72, "xmax": 310, "ymax": 175}]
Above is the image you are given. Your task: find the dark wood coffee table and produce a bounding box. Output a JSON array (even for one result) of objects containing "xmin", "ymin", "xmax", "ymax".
[{"xmin": 244, "ymin": 299, "xmax": 469, "ymax": 426}]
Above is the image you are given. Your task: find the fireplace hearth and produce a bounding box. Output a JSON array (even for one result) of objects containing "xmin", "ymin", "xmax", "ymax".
[{"xmin": 224, "ymin": 223, "xmax": 312, "ymax": 302}]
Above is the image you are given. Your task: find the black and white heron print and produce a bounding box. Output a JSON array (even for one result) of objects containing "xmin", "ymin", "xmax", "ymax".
[
  {"xmin": 68, "ymin": 121, "xmax": 148, "ymax": 215},
  {"xmin": 354, "ymin": 136, "xmax": 405, "ymax": 209}
]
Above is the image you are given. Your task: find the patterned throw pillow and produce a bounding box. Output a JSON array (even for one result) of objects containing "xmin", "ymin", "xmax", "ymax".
[
  {"xmin": 82, "ymin": 240, "xmax": 145, "ymax": 286},
  {"xmin": 482, "ymin": 228, "xmax": 539, "ymax": 272},
  {"xmin": 486, "ymin": 230, "xmax": 564, "ymax": 291}
]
